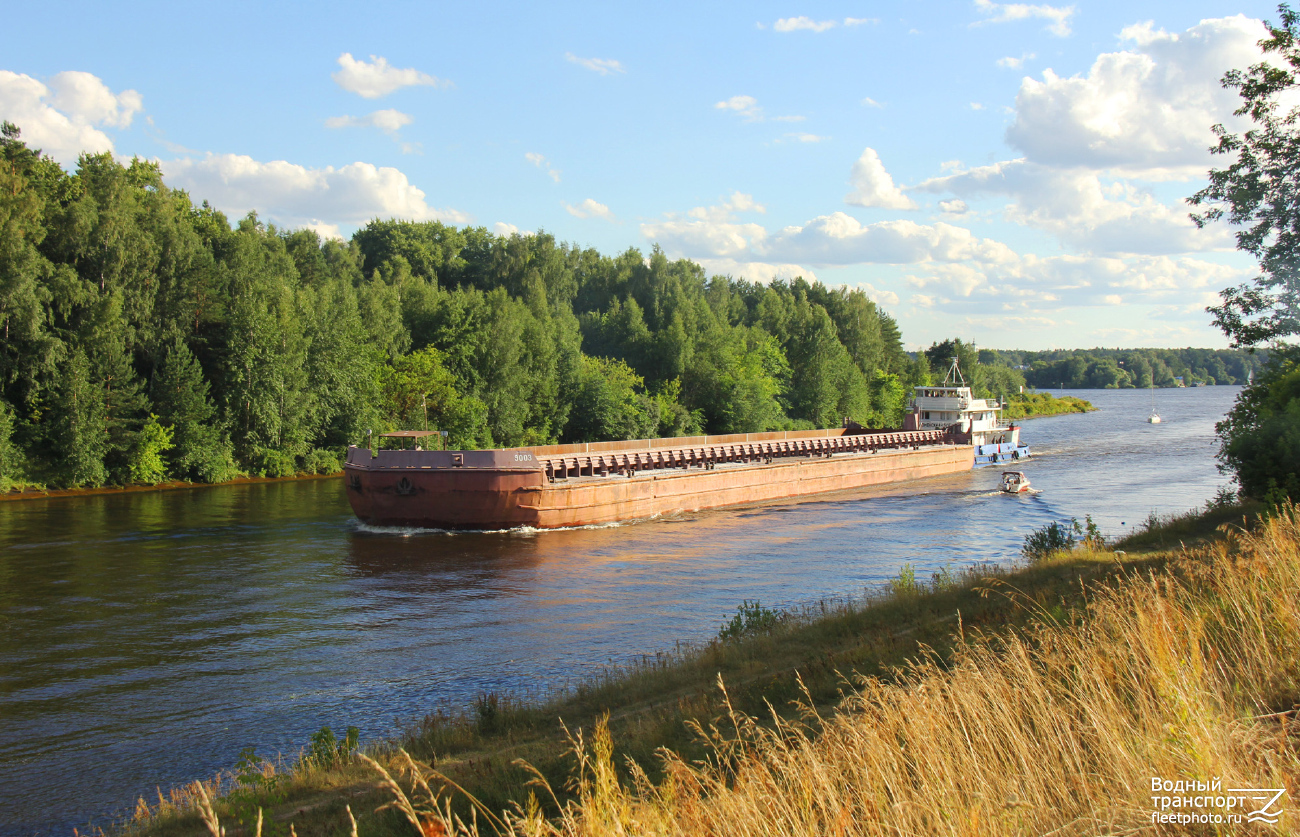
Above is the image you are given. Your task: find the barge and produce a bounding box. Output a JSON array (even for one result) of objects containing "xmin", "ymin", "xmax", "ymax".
[
  {"xmin": 344, "ymin": 427, "xmax": 971, "ymax": 530},
  {"xmin": 343, "ymin": 359, "xmax": 1028, "ymax": 530}
]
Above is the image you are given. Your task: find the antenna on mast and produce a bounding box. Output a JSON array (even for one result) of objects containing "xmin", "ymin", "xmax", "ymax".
[{"xmin": 943, "ymin": 356, "xmax": 966, "ymax": 386}]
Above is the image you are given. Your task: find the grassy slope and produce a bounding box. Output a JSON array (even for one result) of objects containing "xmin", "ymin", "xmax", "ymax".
[{"xmin": 121, "ymin": 502, "xmax": 1294, "ymax": 836}]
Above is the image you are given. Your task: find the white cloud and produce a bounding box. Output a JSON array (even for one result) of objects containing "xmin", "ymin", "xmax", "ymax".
[
  {"xmin": 903, "ymin": 252, "xmax": 1247, "ymax": 313},
  {"xmin": 939, "ymin": 199, "xmax": 969, "ymax": 215},
  {"xmin": 970, "ymin": 102, "xmax": 985, "ymax": 110},
  {"xmin": 525, "ymin": 151, "xmax": 561, "ymax": 183},
  {"xmin": 693, "ymin": 258, "xmax": 817, "ymax": 284},
  {"xmin": 715, "ymin": 95, "xmax": 802, "ymax": 123},
  {"xmin": 0, "ymin": 70, "xmax": 141, "ymax": 164},
  {"xmin": 564, "ymin": 198, "xmax": 614, "ymax": 220},
  {"xmin": 1005, "ymin": 15, "xmax": 1267, "ymax": 176},
  {"xmin": 844, "ymin": 17, "xmax": 879, "ymax": 26},
  {"xmin": 643, "ymin": 195, "xmax": 1008, "ymax": 268},
  {"xmin": 972, "ymin": 0, "xmax": 1075, "ymax": 37},
  {"xmin": 765, "ymin": 215, "xmax": 1014, "ymax": 266},
  {"xmin": 332, "ymin": 53, "xmax": 447, "ymax": 99},
  {"xmin": 715, "ymin": 94, "xmax": 763, "ymax": 121},
  {"xmin": 161, "ymin": 153, "xmax": 468, "ymax": 231},
  {"xmin": 720, "ymin": 192, "xmax": 765, "ymax": 214},
  {"xmin": 333, "ymin": 109, "xmax": 412, "ymax": 134},
  {"xmin": 861, "ymin": 283, "xmax": 900, "ymax": 306},
  {"xmin": 565, "ymin": 53, "xmax": 625, "ymax": 75},
  {"xmin": 783, "ymin": 132, "xmax": 827, "ymax": 143},
  {"xmin": 301, "ymin": 221, "xmax": 344, "ymax": 241},
  {"xmin": 47, "ymin": 71, "xmax": 142, "ymax": 129},
  {"xmin": 996, "ymin": 52, "xmax": 1035, "ymax": 69},
  {"xmin": 493, "ymin": 222, "xmax": 534, "ymax": 237},
  {"xmin": 775, "ymin": 16, "xmax": 838, "ymax": 33},
  {"xmin": 845, "ymin": 147, "xmax": 917, "ymax": 210},
  {"xmin": 326, "ymin": 109, "xmax": 419, "ymax": 153},
  {"xmin": 642, "ymin": 193, "xmax": 769, "ymax": 259},
  {"xmin": 917, "ymin": 158, "xmax": 1229, "ymax": 255},
  {"xmin": 860, "ymin": 96, "xmax": 883, "ymax": 108}
]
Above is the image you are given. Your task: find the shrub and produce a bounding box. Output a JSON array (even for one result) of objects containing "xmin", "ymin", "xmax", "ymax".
[
  {"xmin": 1022, "ymin": 521, "xmax": 1075, "ymax": 562},
  {"xmin": 719, "ymin": 600, "xmax": 783, "ymax": 640}
]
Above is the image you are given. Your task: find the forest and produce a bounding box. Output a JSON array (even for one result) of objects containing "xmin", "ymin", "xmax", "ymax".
[
  {"xmin": 984, "ymin": 347, "xmax": 1266, "ymax": 389},
  {"xmin": 0, "ymin": 126, "xmax": 939, "ymax": 490}
]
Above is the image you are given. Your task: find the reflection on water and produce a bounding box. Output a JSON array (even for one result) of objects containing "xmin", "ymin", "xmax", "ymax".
[{"xmin": 0, "ymin": 386, "xmax": 1239, "ymax": 834}]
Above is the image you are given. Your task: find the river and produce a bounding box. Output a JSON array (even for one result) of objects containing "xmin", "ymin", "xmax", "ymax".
[{"xmin": 0, "ymin": 385, "xmax": 1239, "ymax": 834}]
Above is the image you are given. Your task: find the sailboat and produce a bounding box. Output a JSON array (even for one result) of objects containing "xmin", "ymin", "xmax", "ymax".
[{"xmin": 1147, "ymin": 384, "xmax": 1161, "ymax": 424}]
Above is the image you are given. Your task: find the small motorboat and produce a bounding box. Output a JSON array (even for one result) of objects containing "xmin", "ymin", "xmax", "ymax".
[{"xmin": 1001, "ymin": 471, "xmax": 1031, "ymax": 493}]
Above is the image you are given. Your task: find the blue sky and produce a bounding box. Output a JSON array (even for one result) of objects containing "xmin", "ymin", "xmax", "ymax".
[{"xmin": 0, "ymin": 1, "xmax": 1284, "ymax": 349}]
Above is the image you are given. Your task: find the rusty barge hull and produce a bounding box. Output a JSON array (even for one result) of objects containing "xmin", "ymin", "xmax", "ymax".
[{"xmin": 344, "ymin": 428, "xmax": 974, "ymax": 530}]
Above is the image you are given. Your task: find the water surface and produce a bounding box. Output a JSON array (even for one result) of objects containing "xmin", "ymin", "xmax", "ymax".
[{"xmin": 0, "ymin": 385, "xmax": 1238, "ymax": 834}]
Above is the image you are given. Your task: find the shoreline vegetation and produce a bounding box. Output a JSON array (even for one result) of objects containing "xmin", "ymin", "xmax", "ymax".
[
  {"xmin": 4, "ymin": 391, "xmax": 1093, "ymax": 502},
  {"xmin": 0, "ymin": 470, "xmax": 341, "ymax": 502},
  {"xmin": 112, "ymin": 498, "xmax": 1299, "ymax": 837},
  {"xmin": 1002, "ymin": 390, "xmax": 1093, "ymax": 421}
]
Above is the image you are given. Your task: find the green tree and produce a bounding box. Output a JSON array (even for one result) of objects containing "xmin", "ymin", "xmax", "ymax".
[
  {"xmin": 0, "ymin": 397, "xmax": 18, "ymax": 491},
  {"xmin": 379, "ymin": 347, "xmax": 492, "ymax": 449},
  {"xmin": 564, "ymin": 356, "xmax": 658, "ymax": 442},
  {"xmin": 49, "ymin": 350, "xmax": 108, "ymax": 487},
  {"xmin": 1216, "ymin": 353, "xmax": 1300, "ymax": 501},
  {"xmin": 1190, "ymin": 4, "xmax": 1300, "ymax": 346},
  {"xmin": 129, "ymin": 414, "xmax": 174, "ymax": 484},
  {"xmin": 868, "ymin": 371, "xmax": 908, "ymax": 427},
  {"xmin": 924, "ymin": 338, "xmax": 981, "ymax": 385},
  {"xmin": 0, "ymin": 124, "xmax": 63, "ymax": 428},
  {"xmin": 151, "ymin": 336, "xmax": 234, "ymax": 482},
  {"xmin": 215, "ymin": 217, "xmax": 311, "ymax": 475},
  {"xmin": 1187, "ymin": 7, "xmax": 1300, "ymax": 500}
]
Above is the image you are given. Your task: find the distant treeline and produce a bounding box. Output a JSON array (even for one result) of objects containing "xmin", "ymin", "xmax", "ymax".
[
  {"xmin": 979, "ymin": 348, "xmax": 1266, "ymax": 389},
  {"xmin": 0, "ymin": 127, "xmax": 926, "ymax": 490}
]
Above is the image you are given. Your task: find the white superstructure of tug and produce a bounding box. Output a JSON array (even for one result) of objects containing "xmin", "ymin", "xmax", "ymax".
[{"xmin": 904, "ymin": 358, "xmax": 1030, "ymax": 465}]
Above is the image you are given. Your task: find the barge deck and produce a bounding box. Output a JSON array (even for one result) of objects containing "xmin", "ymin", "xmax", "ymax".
[{"xmin": 344, "ymin": 427, "xmax": 973, "ymax": 530}]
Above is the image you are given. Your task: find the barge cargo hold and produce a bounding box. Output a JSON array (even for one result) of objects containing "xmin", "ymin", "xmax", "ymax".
[{"xmin": 343, "ymin": 427, "xmax": 973, "ymax": 530}]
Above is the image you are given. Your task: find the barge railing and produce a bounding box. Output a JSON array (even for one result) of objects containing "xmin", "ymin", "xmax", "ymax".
[{"xmin": 537, "ymin": 429, "xmax": 954, "ymax": 482}]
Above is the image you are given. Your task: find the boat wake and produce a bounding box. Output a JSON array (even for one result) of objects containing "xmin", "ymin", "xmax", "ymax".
[{"xmin": 350, "ymin": 518, "xmax": 639, "ymax": 537}]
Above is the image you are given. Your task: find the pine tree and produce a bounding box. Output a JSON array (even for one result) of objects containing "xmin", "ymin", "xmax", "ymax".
[
  {"xmin": 152, "ymin": 336, "xmax": 233, "ymax": 481},
  {"xmin": 51, "ymin": 350, "xmax": 108, "ymax": 487},
  {"xmin": 0, "ymin": 397, "xmax": 18, "ymax": 491}
]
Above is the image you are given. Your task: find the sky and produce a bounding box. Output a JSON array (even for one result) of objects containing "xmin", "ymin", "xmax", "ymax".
[{"xmin": 0, "ymin": 1, "xmax": 1286, "ymax": 350}]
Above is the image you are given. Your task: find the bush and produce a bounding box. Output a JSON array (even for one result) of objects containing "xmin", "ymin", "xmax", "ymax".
[
  {"xmin": 719, "ymin": 600, "xmax": 783, "ymax": 640},
  {"xmin": 301, "ymin": 447, "xmax": 342, "ymax": 474},
  {"xmin": 300, "ymin": 724, "xmax": 359, "ymax": 771},
  {"xmin": 128, "ymin": 415, "xmax": 175, "ymax": 484},
  {"xmin": 1022, "ymin": 521, "xmax": 1076, "ymax": 562},
  {"xmin": 889, "ymin": 564, "xmax": 921, "ymax": 596},
  {"xmin": 251, "ymin": 447, "xmax": 297, "ymax": 478}
]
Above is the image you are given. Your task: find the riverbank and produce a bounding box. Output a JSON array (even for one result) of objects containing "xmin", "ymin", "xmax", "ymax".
[
  {"xmin": 0, "ymin": 470, "xmax": 341, "ymax": 503},
  {"xmin": 115, "ymin": 499, "xmax": 1296, "ymax": 836},
  {"xmin": 1, "ymin": 399, "xmax": 1087, "ymax": 503}
]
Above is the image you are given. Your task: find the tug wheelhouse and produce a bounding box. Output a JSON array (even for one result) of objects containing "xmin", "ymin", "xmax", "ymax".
[{"xmin": 902, "ymin": 358, "xmax": 1031, "ymax": 466}]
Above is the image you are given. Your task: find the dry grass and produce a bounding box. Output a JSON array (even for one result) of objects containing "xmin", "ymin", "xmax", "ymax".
[{"xmin": 377, "ymin": 507, "xmax": 1300, "ymax": 836}]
